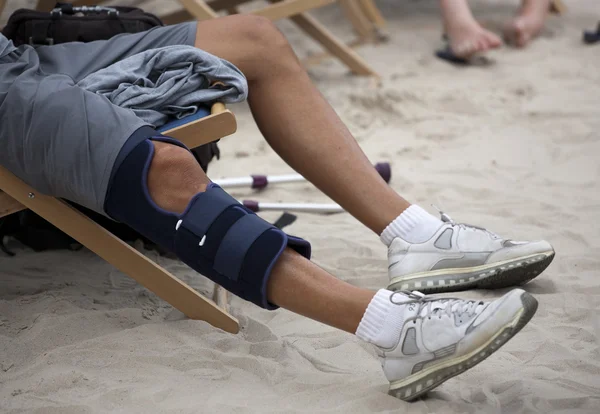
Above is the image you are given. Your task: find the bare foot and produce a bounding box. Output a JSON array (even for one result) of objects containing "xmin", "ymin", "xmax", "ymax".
[
  {"xmin": 448, "ymin": 23, "xmax": 502, "ymax": 58},
  {"xmin": 439, "ymin": 0, "xmax": 502, "ymax": 59},
  {"xmin": 504, "ymin": 0, "xmax": 550, "ymax": 48}
]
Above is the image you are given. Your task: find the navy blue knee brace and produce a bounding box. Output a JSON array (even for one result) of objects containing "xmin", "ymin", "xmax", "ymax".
[{"xmin": 104, "ymin": 135, "xmax": 311, "ymax": 310}]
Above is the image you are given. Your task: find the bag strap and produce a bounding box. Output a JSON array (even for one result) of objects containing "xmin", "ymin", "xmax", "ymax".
[{"xmin": 28, "ymin": 20, "xmax": 55, "ymax": 46}]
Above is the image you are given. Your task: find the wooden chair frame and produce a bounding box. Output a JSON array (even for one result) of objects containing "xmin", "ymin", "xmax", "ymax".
[
  {"xmin": 35, "ymin": 0, "xmax": 380, "ymax": 77},
  {"xmin": 0, "ymin": 103, "xmax": 240, "ymax": 334}
]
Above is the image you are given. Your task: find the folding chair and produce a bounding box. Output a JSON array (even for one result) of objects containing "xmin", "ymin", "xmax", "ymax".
[
  {"xmin": 35, "ymin": 0, "xmax": 379, "ymax": 77},
  {"xmin": 0, "ymin": 103, "xmax": 240, "ymax": 334}
]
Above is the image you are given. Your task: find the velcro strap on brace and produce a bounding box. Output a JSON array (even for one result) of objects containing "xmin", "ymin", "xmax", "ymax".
[{"xmin": 174, "ymin": 184, "xmax": 311, "ymax": 309}]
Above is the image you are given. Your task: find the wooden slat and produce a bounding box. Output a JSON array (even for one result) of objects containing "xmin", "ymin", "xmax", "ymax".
[
  {"xmin": 0, "ymin": 191, "xmax": 26, "ymax": 219},
  {"xmin": 251, "ymin": 0, "xmax": 336, "ymax": 21},
  {"xmin": 358, "ymin": 0, "xmax": 386, "ymax": 28},
  {"xmin": 339, "ymin": 0, "xmax": 375, "ymax": 41},
  {"xmin": 178, "ymin": 0, "xmax": 219, "ymax": 20},
  {"xmin": 290, "ymin": 12, "xmax": 378, "ymax": 77},
  {"xmin": 162, "ymin": 108, "xmax": 237, "ymax": 148}
]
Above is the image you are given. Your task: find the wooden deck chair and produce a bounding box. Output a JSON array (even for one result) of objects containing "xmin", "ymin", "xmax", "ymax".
[
  {"xmin": 36, "ymin": 0, "xmax": 379, "ymax": 78},
  {"xmin": 0, "ymin": 103, "xmax": 240, "ymax": 334}
]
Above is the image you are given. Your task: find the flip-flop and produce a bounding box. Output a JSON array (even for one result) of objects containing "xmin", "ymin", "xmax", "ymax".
[
  {"xmin": 435, "ymin": 44, "xmax": 494, "ymax": 66},
  {"xmin": 435, "ymin": 45, "xmax": 470, "ymax": 65},
  {"xmin": 436, "ymin": 33, "xmax": 495, "ymax": 66},
  {"xmin": 583, "ymin": 22, "xmax": 600, "ymax": 44}
]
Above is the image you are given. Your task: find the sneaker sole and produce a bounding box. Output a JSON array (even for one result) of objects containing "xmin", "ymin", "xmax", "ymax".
[
  {"xmin": 388, "ymin": 251, "xmax": 554, "ymax": 294},
  {"xmin": 388, "ymin": 291, "xmax": 538, "ymax": 401}
]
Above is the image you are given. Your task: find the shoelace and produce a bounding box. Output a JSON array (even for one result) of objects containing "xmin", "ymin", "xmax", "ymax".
[
  {"xmin": 432, "ymin": 204, "xmax": 501, "ymax": 239},
  {"xmin": 390, "ymin": 291, "xmax": 485, "ymax": 321}
]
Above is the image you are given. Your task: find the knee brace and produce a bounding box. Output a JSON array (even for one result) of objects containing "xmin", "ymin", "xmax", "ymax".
[{"xmin": 104, "ymin": 137, "xmax": 311, "ymax": 309}]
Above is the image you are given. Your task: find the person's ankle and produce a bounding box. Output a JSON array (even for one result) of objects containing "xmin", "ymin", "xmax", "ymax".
[
  {"xmin": 355, "ymin": 289, "xmax": 405, "ymax": 349},
  {"xmin": 380, "ymin": 205, "xmax": 443, "ymax": 246},
  {"xmin": 440, "ymin": 0, "xmax": 481, "ymax": 32}
]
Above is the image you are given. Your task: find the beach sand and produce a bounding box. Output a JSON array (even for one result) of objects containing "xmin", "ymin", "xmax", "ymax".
[{"xmin": 1, "ymin": 0, "xmax": 599, "ymax": 412}]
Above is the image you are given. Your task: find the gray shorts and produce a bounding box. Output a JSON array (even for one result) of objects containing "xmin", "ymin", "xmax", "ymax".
[{"xmin": 0, "ymin": 22, "xmax": 197, "ymax": 214}]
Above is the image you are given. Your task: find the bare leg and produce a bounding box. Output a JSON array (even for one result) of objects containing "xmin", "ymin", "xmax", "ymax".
[
  {"xmin": 148, "ymin": 141, "xmax": 374, "ymax": 333},
  {"xmin": 192, "ymin": 15, "xmax": 408, "ymax": 235},
  {"xmin": 439, "ymin": 0, "xmax": 502, "ymax": 58},
  {"xmin": 504, "ymin": 0, "xmax": 550, "ymax": 47},
  {"xmin": 144, "ymin": 142, "xmax": 538, "ymax": 404}
]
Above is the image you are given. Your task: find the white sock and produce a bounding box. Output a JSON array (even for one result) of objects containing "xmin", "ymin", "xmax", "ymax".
[
  {"xmin": 380, "ymin": 205, "xmax": 442, "ymax": 246},
  {"xmin": 355, "ymin": 289, "xmax": 406, "ymax": 349}
]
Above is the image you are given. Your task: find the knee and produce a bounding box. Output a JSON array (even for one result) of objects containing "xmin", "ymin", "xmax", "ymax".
[
  {"xmin": 148, "ymin": 141, "xmax": 208, "ymax": 212},
  {"xmin": 238, "ymin": 15, "xmax": 287, "ymax": 47},
  {"xmin": 225, "ymin": 15, "xmax": 299, "ymax": 74}
]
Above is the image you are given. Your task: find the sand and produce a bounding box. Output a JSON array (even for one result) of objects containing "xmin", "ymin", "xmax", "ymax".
[{"xmin": 1, "ymin": 0, "xmax": 600, "ymax": 412}]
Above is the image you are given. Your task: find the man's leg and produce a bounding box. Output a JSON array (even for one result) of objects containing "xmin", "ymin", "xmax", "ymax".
[
  {"xmin": 504, "ymin": 0, "xmax": 550, "ymax": 48},
  {"xmin": 137, "ymin": 139, "xmax": 539, "ymax": 401},
  {"xmin": 187, "ymin": 16, "xmax": 554, "ymax": 293},
  {"xmin": 148, "ymin": 141, "xmax": 373, "ymax": 332},
  {"xmin": 190, "ymin": 15, "xmax": 406, "ymax": 235}
]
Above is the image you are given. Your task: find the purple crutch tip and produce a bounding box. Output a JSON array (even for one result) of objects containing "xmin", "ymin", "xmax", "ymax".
[
  {"xmin": 243, "ymin": 200, "xmax": 260, "ymax": 212},
  {"xmin": 375, "ymin": 162, "xmax": 391, "ymax": 183},
  {"xmin": 251, "ymin": 175, "xmax": 268, "ymax": 189}
]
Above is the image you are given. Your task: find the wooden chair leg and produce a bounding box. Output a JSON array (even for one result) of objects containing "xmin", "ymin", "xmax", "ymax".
[
  {"xmin": 0, "ymin": 0, "xmax": 7, "ymax": 17},
  {"xmin": 357, "ymin": 0, "xmax": 386, "ymax": 28},
  {"xmin": 0, "ymin": 165, "xmax": 239, "ymax": 334},
  {"xmin": 213, "ymin": 286, "xmax": 230, "ymax": 312},
  {"xmin": 178, "ymin": 0, "xmax": 219, "ymax": 20},
  {"xmin": 339, "ymin": 0, "xmax": 376, "ymax": 42},
  {"xmin": 290, "ymin": 13, "xmax": 379, "ymax": 77}
]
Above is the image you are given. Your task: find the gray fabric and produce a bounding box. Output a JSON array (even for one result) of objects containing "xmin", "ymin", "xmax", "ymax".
[
  {"xmin": 402, "ymin": 328, "xmax": 419, "ymax": 355},
  {"xmin": 0, "ymin": 36, "xmax": 15, "ymax": 58},
  {"xmin": 433, "ymin": 228, "xmax": 453, "ymax": 249},
  {"xmin": 77, "ymin": 45, "xmax": 248, "ymax": 127},
  {"xmin": 0, "ymin": 23, "xmax": 240, "ymax": 215}
]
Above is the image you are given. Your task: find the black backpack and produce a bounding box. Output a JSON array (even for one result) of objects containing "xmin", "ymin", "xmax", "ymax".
[
  {"xmin": 2, "ymin": 3, "xmax": 164, "ymax": 46},
  {"xmin": 0, "ymin": 3, "xmax": 222, "ymax": 255}
]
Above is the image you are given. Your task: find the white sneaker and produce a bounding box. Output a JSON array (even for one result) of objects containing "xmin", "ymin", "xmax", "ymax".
[
  {"xmin": 387, "ymin": 211, "xmax": 555, "ymax": 293},
  {"xmin": 381, "ymin": 288, "xmax": 538, "ymax": 401}
]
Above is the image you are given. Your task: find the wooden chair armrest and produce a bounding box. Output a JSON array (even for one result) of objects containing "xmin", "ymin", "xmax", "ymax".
[{"xmin": 162, "ymin": 103, "xmax": 237, "ymax": 149}]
